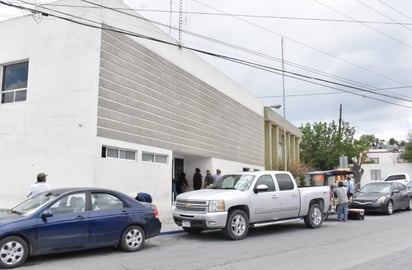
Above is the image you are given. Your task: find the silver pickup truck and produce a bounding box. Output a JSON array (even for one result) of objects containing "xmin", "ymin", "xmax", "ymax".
[{"xmin": 172, "ymin": 171, "xmax": 330, "ymax": 240}]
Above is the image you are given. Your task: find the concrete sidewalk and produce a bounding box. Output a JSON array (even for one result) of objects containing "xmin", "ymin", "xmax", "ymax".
[{"xmin": 159, "ymin": 216, "xmax": 183, "ymax": 235}]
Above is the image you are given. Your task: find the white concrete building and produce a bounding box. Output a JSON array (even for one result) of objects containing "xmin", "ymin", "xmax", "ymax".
[
  {"xmin": 0, "ymin": 0, "xmax": 268, "ymax": 221},
  {"xmin": 361, "ymin": 149, "xmax": 412, "ymax": 187}
]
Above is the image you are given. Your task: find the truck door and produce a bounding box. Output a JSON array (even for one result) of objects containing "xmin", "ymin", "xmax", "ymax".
[
  {"xmin": 250, "ymin": 174, "xmax": 281, "ymax": 222},
  {"xmin": 274, "ymin": 173, "xmax": 300, "ymax": 219}
]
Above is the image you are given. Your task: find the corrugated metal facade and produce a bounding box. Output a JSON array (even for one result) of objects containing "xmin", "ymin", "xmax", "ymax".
[{"xmin": 97, "ymin": 30, "xmax": 264, "ymax": 165}]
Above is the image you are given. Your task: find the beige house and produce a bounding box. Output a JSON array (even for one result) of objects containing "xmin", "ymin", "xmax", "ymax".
[{"xmin": 264, "ymin": 107, "xmax": 302, "ymax": 170}]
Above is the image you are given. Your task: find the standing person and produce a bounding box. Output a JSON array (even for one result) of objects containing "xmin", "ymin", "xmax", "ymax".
[
  {"xmin": 203, "ymin": 170, "xmax": 214, "ymax": 188},
  {"xmin": 27, "ymin": 172, "xmax": 50, "ymax": 198},
  {"xmin": 213, "ymin": 169, "xmax": 222, "ymax": 184},
  {"xmin": 333, "ymin": 181, "xmax": 348, "ymax": 221},
  {"xmin": 193, "ymin": 168, "xmax": 202, "ymax": 190},
  {"xmin": 176, "ymin": 172, "xmax": 188, "ymax": 194},
  {"xmin": 344, "ymin": 176, "xmax": 354, "ymax": 200}
]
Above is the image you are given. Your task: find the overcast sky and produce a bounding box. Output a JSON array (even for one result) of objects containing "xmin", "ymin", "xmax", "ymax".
[{"xmin": 2, "ymin": 0, "xmax": 412, "ymax": 141}]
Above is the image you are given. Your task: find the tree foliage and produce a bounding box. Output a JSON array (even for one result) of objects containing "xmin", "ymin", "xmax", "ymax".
[
  {"xmin": 299, "ymin": 121, "xmax": 369, "ymax": 189},
  {"xmin": 401, "ymin": 134, "xmax": 412, "ymax": 162},
  {"xmin": 300, "ymin": 121, "xmax": 353, "ymax": 170}
]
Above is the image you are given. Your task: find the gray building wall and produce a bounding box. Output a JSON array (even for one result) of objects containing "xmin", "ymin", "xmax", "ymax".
[{"xmin": 97, "ymin": 30, "xmax": 264, "ymax": 166}]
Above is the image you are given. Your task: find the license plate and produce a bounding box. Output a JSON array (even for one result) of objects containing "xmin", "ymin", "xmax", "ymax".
[{"xmin": 182, "ymin": 220, "xmax": 191, "ymax": 227}]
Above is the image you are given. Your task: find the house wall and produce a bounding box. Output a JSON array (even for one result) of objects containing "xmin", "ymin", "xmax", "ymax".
[
  {"xmin": 0, "ymin": 16, "xmax": 102, "ymax": 207},
  {"xmin": 361, "ymin": 150, "xmax": 412, "ymax": 187},
  {"xmin": 0, "ymin": 0, "xmax": 267, "ymax": 222}
]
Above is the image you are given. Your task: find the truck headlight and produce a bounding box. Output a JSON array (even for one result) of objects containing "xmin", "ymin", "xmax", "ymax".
[
  {"xmin": 376, "ymin": 196, "xmax": 387, "ymax": 204},
  {"xmin": 208, "ymin": 200, "xmax": 225, "ymax": 212}
]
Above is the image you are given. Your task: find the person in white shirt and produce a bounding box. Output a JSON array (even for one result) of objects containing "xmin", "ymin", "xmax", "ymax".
[
  {"xmin": 213, "ymin": 169, "xmax": 222, "ymax": 184},
  {"xmin": 27, "ymin": 172, "xmax": 50, "ymax": 198}
]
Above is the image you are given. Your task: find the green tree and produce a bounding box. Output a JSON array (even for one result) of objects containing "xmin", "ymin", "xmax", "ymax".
[
  {"xmin": 300, "ymin": 121, "xmax": 355, "ymax": 170},
  {"xmin": 401, "ymin": 134, "xmax": 412, "ymax": 162},
  {"xmin": 299, "ymin": 121, "xmax": 369, "ymax": 189}
]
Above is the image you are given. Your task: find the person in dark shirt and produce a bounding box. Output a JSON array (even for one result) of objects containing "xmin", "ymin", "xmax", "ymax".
[
  {"xmin": 193, "ymin": 168, "xmax": 202, "ymax": 190},
  {"xmin": 203, "ymin": 170, "xmax": 214, "ymax": 188}
]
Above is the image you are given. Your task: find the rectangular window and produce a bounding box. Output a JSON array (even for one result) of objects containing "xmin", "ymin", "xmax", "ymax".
[
  {"xmin": 370, "ymin": 170, "xmax": 381, "ymax": 181},
  {"xmin": 155, "ymin": 154, "xmax": 168, "ymax": 164},
  {"xmin": 142, "ymin": 152, "xmax": 154, "ymax": 162},
  {"xmin": 1, "ymin": 61, "xmax": 29, "ymax": 104},
  {"xmin": 101, "ymin": 146, "xmax": 136, "ymax": 161},
  {"xmin": 142, "ymin": 152, "xmax": 168, "ymax": 164}
]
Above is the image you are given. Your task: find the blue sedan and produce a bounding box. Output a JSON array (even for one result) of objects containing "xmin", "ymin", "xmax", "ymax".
[{"xmin": 0, "ymin": 188, "xmax": 161, "ymax": 268}]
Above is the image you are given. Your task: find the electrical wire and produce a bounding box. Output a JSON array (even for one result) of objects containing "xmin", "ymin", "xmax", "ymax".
[
  {"xmin": 8, "ymin": 0, "xmax": 412, "ymax": 96},
  {"xmin": 35, "ymin": 3, "xmax": 412, "ymax": 26},
  {"xmin": 192, "ymin": 0, "xmax": 411, "ymax": 93},
  {"xmin": 1, "ymin": 0, "xmax": 412, "ymax": 108}
]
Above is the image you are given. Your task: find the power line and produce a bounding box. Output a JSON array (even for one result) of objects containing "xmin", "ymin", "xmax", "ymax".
[
  {"xmin": 10, "ymin": 0, "xmax": 412, "ymax": 94},
  {"xmin": 1, "ymin": 0, "xmax": 412, "ymax": 109},
  {"xmin": 356, "ymin": 0, "xmax": 412, "ymax": 32},
  {"xmin": 314, "ymin": 0, "xmax": 412, "ymax": 49},
  {"xmin": 35, "ymin": 3, "xmax": 412, "ymax": 26},
  {"xmin": 192, "ymin": 0, "xmax": 411, "ymax": 92}
]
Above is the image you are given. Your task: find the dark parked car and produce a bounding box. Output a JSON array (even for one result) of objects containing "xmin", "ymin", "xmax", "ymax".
[
  {"xmin": 350, "ymin": 182, "xmax": 411, "ymax": 215},
  {"xmin": 0, "ymin": 188, "xmax": 161, "ymax": 268}
]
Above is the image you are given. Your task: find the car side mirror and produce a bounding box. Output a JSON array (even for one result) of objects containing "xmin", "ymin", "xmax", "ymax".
[
  {"xmin": 392, "ymin": 189, "xmax": 400, "ymax": 194},
  {"xmin": 254, "ymin": 184, "xmax": 269, "ymax": 193},
  {"xmin": 41, "ymin": 209, "xmax": 53, "ymax": 219}
]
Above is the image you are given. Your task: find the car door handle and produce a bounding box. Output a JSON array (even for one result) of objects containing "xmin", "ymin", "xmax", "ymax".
[
  {"xmin": 75, "ymin": 215, "xmax": 85, "ymax": 220},
  {"xmin": 272, "ymin": 195, "xmax": 279, "ymax": 199}
]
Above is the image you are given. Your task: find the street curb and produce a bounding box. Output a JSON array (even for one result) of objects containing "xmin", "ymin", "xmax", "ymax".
[{"xmin": 159, "ymin": 229, "xmax": 184, "ymax": 236}]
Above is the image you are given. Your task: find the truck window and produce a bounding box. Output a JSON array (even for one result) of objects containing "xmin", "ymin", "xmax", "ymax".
[
  {"xmin": 276, "ymin": 174, "xmax": 295, "ymax": 191},
  {"xmin": 254, "ymin": 175, "xmax": 276, "ymax": 192}
]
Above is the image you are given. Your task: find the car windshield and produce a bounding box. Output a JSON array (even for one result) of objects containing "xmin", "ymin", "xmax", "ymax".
[
  {"xmin": 212, "ymin": 174, "xmax": 255, "ymax": 191},
  {"xmin": 361, "ymin": 183, "xmax": 392, "ymax": 193},
  {"xmin": 233, "ymin": 175, "xmax": 255, "ymax": 191},
  {"xmin": 406, "ymin": 182, "xmax": 412, "ymax": 189},
  {"xmin": 11, "ymin": 191, "xmax": 60, "ymax": 215}
]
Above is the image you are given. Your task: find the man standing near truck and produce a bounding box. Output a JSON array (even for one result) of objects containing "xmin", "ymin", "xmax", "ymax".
[
  {"xmin": 333, "ymin": 181, "xmax": 348, "ymax": 221},
  {"xmin": 344, "ymin": 176, "xmax": 354, "ymax": 200}
]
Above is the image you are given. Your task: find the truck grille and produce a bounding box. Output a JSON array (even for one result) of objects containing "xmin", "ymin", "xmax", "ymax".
[{"xmin": 176, "ymin": 199, "xmax": 208, "ymax": 212}]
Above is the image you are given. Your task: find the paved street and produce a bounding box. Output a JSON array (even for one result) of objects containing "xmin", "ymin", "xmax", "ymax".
[{"xmin": 24, "ymin": 210, "xmax": 412, "ymax": 270}]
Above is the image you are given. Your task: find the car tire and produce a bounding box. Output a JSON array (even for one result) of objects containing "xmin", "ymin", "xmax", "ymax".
[
  {"xmin": 120, "ymin": 225, "xmax": 145, "ymax": 252},
  {"xmin": 183, "ymin": 228, "xmax": 203, "ymax": 234},
  {"xmin": 385, "ymin": 200, "xmax": 394, "ymax": 215},
  {"xmin": 0, "ymin": 236, "xmax": 29, "ymax": 269},
  {"xmin": 406, "ymin": 198, "xmax": 412, "ymax": 210},
  {"xmin": 304, "ymin": 203, "xmax": 323, "ymax": 228},
  {"xmin": 223, "ymin": 209, "xmax": 249, "ymax": 240}
]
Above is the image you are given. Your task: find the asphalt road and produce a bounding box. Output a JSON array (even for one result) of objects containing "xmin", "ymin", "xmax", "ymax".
[{"xmin": 24, "ymin": 210, "xmax": 412, "ymax": 270}]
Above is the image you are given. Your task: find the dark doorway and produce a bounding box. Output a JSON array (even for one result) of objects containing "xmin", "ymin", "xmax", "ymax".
[{"xmin": 174, "ymin": 158, "xmax": 184, "ymax": 179}]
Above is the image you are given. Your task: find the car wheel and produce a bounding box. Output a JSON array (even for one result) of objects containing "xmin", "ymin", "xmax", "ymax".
[
  {"xmin": 407, "ymin": 198, "xmax": 412, "ymax": 210},
  {"xmin": 385, "ymin": 200, "xmax": 394, "ymax": 215},
  {"xmin": 304, "ymin": 203, "xmax": 323, "ymax": 228},
  {"xmin": 120, "ymin": 225, "xmax": 145, "ymax": 252},
  {"xmin": 223, "ymin": 209, "xmax": 249, "ymax": 240},
  {"xmin": 0, "ymin": 236, "xmax": 29, "ymax": 269},
  {"xmin": 183, "ymin": 228, "xmax": 203, "ymax": 234}
]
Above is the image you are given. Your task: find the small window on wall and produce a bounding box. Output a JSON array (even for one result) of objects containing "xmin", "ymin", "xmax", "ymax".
[
  {"xmin": 101, "ymin": 146, "xmax": 136, "ymax": 161},
  {"xmin": 142, "ymin": 152, "xmax": 168, "ymax": 164},
  {"xmin": 1, "ymin": 61, "xmax": 29, "ymax": 104}
]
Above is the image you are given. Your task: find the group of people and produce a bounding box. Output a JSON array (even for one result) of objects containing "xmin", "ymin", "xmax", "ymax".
[
  {"xmin": 174, "ymin": 168, "xmax": 223, "ymax": 196},
  {"xmin": 332, "ymin": 176, "xmax": 355, "ymax": 221}
]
